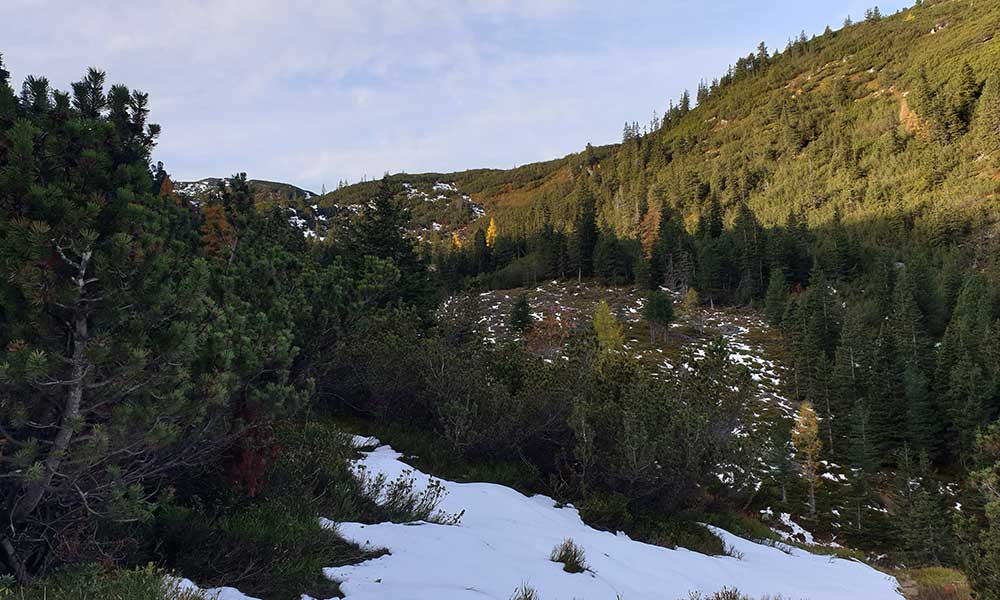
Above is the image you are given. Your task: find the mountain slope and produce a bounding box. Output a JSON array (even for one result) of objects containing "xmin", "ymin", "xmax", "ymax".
[{"xmin": 321, "ymin": 0, "xmax": 1000, "ymax": 257}]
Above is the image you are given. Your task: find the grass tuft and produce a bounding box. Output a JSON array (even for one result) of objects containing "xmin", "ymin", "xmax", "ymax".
[
  {"xmin": 549, "ymin": 538, "xmax": 589, "ymax": 574},
  {"xmin": 509, "ymin": 582, "xmax": 541, "ymax": 600}
]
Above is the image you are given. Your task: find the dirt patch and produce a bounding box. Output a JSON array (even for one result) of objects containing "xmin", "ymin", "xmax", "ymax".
[{"xmin": 899, "ymin": 95, "xmax": 921, "ymax": 134}]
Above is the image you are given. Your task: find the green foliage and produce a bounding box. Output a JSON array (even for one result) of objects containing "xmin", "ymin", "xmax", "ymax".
[
  {"xmin": 593, "ymin": 300, "xmax": 624, "ymax": 354},
  {"xmin": 0, "ymin": 61, "xmax": 435, "ymax": 583},
  {"xmin": 763, "ymin": 267, "xmax": 787, "ymax": 326},
  {"xmin": 956, "ymin": 421, "xmax": 1000, "ymax": 599},
  {"xmin": 510, "ymin": 293, "xmax": 533, "ymax": 333},
  {"xmin": 5, "ymin": 564, "xmax": 205, "ymax": 600},
  {"xmin": 642, "ymin": 290, "xmax": 674, "ymax": 343}
]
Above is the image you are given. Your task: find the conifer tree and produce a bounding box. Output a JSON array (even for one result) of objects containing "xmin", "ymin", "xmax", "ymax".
[
  {"xmin": 956, "ymin": 421, "xmax": 1000, "ymax": 599},
  {"xmin": 510, "ymin": 293, "xmax": 533, "ymax": 334},
  {"xmin": 764, "ymin": 267, "xmax": 788, "ymax": 326},
  {"xmin": 486, "ymin": 217, "xmax": 498, "ymax": 248},
  {"xmin": 973, "ymin": 76, "xmax": 1000, "ymax": 153},
  {"xmin": 0, "ymin": 67, "xmax": 236, "ymax": 579},
  {"xmin": 792, "ymin": 401, "xmax": 823, "ymax": 518},
  {"xmin": 643, "ymin": 290, "xmax": 674, "ymax": 343},
  {"xmin": 572, "ymin": 186, "xmax": 598, "ymax": 279},
  {"xmin": 593, "ymin": 300, "xmax": 624, "ymax": 355}
]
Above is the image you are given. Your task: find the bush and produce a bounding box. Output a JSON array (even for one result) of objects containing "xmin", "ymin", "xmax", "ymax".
[
  {"xmin": 635, "ymin": 516, "xmax": 726, "ymax": 556},
  {"xmin": 577, "ymin": 491, "xmax": 633, "ymax": 532},
  {"xmin": 549, "ymin": 538, "xmax": 589, "ymax": 574},
  {"xmin": 154, "ymin": 498, "xmax": 369, "ymax": 600}
]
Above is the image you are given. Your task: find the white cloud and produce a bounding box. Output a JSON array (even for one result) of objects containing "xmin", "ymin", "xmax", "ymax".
[{"xmin": 0, "ymin": 1, "xmax": 911, "ymax": 190}]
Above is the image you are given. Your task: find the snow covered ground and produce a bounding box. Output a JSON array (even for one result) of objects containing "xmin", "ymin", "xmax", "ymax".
[{"xmin": 323, "ymin": 440, "xmax": 904, "ymax": 600}]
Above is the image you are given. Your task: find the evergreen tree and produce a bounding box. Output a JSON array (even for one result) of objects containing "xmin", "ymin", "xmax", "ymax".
[
  {"xmin": 0, "ymin": 67, "xmax": 244, "ymax": 579},
  {"xmin": 509, "ymin": 293, "xmax": 533, "ymax": 334},
  {"xmin": 643, "ymin": 290, "xmax": 674, "ymax": 343},
  {"xmin": 764, "ymin": 267, "xmax": 788, "ymax": 326},
  {"xmin": 352, "ymin": 175, "xmax": 435, "ymax": 313},
  {"xmin": 572, "ymin": 186, "xmax": 598, "ymax": 279},
  {"xmin": 956, "ymin": 421, "xmax": 1000, "ymax": 599},
  {"xmin": 973, "ymin": 76, "xmax": 1000, "ymax": 153}
]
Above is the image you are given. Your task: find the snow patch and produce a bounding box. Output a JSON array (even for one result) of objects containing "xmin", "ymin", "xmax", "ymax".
[{"xmin": 323, "ymin": 442, "xmax": 903, "ymax": 600}]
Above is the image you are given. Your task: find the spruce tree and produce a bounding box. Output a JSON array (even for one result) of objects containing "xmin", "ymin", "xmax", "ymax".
[
  {"xmin": 572, "ymin": 186, "xmax": 598, "ymax": 279},
  {"xmin": 764, "ymin": 267, "xmax": 788, "ymax": 326},
  {"xmin": 510, "ymin": 293, "xmax": 533, "ymax": 334},
  {"xmin": 643, "ymin": 290, "xmax": 674, "ymax": 343}
]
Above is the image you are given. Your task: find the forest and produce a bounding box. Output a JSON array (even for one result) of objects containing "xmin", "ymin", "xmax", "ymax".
[{"xmin": 2, "ymin": 1, "xmax": 1000, "ymax": 599}]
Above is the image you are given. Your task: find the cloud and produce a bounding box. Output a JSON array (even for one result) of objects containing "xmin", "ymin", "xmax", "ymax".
[{"xmin": 1, "ymin": 0, "xmax": 911, "ymax": 190}]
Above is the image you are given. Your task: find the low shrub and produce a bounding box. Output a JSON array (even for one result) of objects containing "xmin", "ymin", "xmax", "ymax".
[
  {"xmin": 4, "ymin": 564, "xmax": 205, "ymax": 600},
  {"xmin": 577, "ymin": 491, "xmax": 633, "ymax": 532},
  {"xmin": 154, "ymin": 497, "xmax": 372, "ymax": 600}
]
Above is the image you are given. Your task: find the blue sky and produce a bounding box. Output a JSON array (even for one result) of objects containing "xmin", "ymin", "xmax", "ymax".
[{"xmin": 1, "ymin": 1, "xmax": 910, "ymax": 192}]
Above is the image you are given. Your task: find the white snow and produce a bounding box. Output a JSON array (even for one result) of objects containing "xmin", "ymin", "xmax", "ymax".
[
  {"xmin": 323, "ymin": 443, "xmax": 903, "ymax": 600},
  {"xmin": 167, "ymin": 577, "xmax": 260, "ymax": 600}
]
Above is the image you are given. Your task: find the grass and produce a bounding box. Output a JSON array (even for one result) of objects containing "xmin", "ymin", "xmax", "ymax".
[
  {"xmin": 2, "ymin": 564, "xmax": 206, "ymax": 600},
  {"xmin": 509, "ymin": 583, "xmax": 541, "ymax": 600},
  {"xmin": 550, "ymin": 538, "xmax": 589, "ymax": 574},
  {"xmin": 894, "ymin": 566, "xmax": 972, "ymax": 600}
]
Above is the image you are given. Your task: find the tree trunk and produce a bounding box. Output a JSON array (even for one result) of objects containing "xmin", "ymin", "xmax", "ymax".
[
  {"xmin": 1, "ymin": 536, "xmax": 29, "ymax": 584},
  {"xmin": 10, "ymin": 251, "xmax": 91, "ymax": 553}
]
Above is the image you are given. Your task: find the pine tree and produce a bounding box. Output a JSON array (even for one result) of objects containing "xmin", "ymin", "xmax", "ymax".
[
  {"xmin": 573, "ymin": 186, "xmax": 598, "ymax": 279},
  {"xmin": 733, "ymin": 202, "xmax": 766, "ymax": 302},
  {"xmin": 950, "ymin": 62, "xmax": 982, "ymax": 137},
  {"xmin": 509, "ymin": 293, "xmax": 533, "ymax": 334},
  {"xmin": 973, "ymin": 76, "xmax": 1000, "ymax": 153},
  {"xmin": 764, "ymin": 267, "xmax": 788, "ymax": 326},
  {"xmin": 0, "ymin": 67, "xmax": 244, "ymax": 579},
  {"xmin": 643, "ymin": 291, "xmax": 674, "ymax": 343},
  {"xmin": 792, "ymin": 401, "xmax": 823, "ymax": 518},
  {"xmin": 956, "ymin": 421, "xmax": 1000, "ymax": 599}
]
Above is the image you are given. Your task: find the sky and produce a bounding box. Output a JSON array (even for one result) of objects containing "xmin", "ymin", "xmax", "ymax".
[{"xmin": 1, "ymin": 1, "xmax": 911, "ymax": 193}]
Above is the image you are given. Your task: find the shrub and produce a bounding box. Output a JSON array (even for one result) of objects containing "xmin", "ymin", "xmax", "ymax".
[
  {"xmin": 577, "ymin": 491, "xmax": 633, "ymax": 532},
  {"xmin": 549, "ymin": 538, "xmax": 588, "ymax": 574},
  {"xmin": 154, "ymin": 498, "xmax": 370, "ymax": 600}
]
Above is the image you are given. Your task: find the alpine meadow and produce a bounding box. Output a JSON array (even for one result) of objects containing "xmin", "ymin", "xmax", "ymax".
[{"xmin": 2, "ymin": 1, "xmax": 1000, "ymax": 599}]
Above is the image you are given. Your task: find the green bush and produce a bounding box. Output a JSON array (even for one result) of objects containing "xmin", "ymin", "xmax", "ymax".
[
  {"xmin": 154, "ymin": 498, "xmax": 368, "ymax": 600},
  {"xmin": 577, "ymin": 491, "xmax": 633, "ymax": 532}
]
